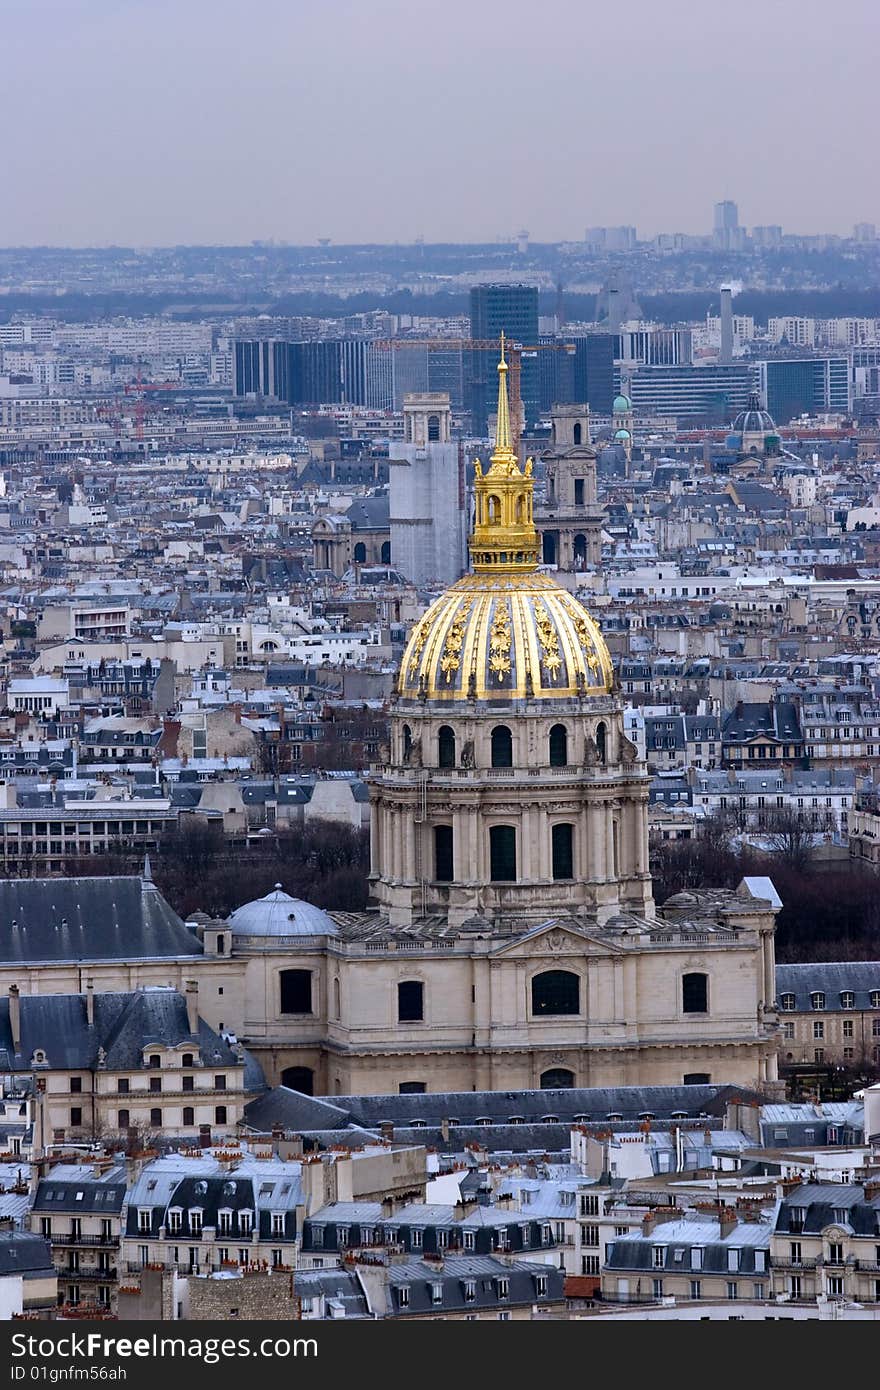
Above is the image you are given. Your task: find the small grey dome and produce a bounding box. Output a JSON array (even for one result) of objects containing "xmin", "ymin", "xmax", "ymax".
[
  {"xmin": 732, "ymin": 391, "xmax": 775, "ymax": 437},
  {"xmin": 229, "ymin": 885, "xmax": 338, "ymax": 938}
]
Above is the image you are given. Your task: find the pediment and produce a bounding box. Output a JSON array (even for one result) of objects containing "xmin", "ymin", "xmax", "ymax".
[{"xmin": 490, "ymin": 920, "xmax": 620, "ymax": 958}]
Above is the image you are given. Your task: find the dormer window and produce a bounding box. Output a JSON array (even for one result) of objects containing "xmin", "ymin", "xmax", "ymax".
[
  {"xmin": 780, "ymin": 994, "xmax": 796, "ymax": 1011},
  {"xmin": 148, "ymin": 1054, "xmax": 161, "ymax": 1068},
  {"xmin": 217, "ymin": 1209, "xmax": 232, "ymax": 1235},
  {"xmin": 189, "ymin": 1209, "xmax": 203, "ymax": 1234},
  {"xmin": 239, "ymin": 1210, "xmax": 253, "ymax": 1234},
  {"xmin": 810, "ymin": 992, "xmax": 825, "ymax": 1011},
  {"xmin": 138, "ymin": 1209, "xmax": 151, "ymax": 1233},
  {"xmin": 167, "ymin": 1209, "xmax": 182, "ymax": 1235}
]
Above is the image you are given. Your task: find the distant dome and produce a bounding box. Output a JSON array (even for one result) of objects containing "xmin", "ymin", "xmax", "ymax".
[
  {"xmin": 732, "ymin": 391, "xmax": 775, "ymax": 439},
  {"xmin": 229, "ymin": 886, "xmax": 338, "ymax": 938},
  {"xmin": 613, "ymin": 394, "xmax": 632, "ymax": 412},
  {"xmin": 613, "ymin": 428, "xmax": 631, "ymax": 441}
]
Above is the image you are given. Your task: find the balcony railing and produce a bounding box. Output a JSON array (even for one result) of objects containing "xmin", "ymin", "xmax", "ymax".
[
  {"xmin": 52, "ymin": 1235, "xmax": 119, "ymax": 1248},
  {"xmin": 58, "ymin": 1268, "xmax": 116, "ymax": 1282}
]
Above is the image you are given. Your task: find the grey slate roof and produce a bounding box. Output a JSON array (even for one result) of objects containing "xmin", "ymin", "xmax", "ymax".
[
  {"xmin": 776, "ymin": 962, "xmax": 880, "ymax": 1010},
  {"xmin": 721, "ymin": 700, "xmax": 803, "ymax": 745},
  {"xmin": 0, "ymin": 876, "xmax": 201, "ymax": 964},
  {"xmin": 242, "ymin": 1088, "xmax": 352, "ymax": 1133},
  {"xmin": 0, "ymin": 1231, "xmax": 54, "ymax": 1277},
  {"xmin": 0, "ymin": 989, "xmax": 242, "ymax": 1073},
  {"xmin": 243, "ymin": 1083, "xmax": 764, "ymax": 1142}
]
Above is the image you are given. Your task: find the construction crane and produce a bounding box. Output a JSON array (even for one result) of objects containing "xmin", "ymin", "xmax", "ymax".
[
  {"xmin": 373, "ymin": 338, "xmax": 575, "ymax": 451},
  {"xmin": 123, "ymin": 372, "xmax": 181, "ymax": 440}
]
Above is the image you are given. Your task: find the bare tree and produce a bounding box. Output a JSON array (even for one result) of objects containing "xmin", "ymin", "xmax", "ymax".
[{"xmin": 762, "ymin": 807, "xmax": 821, "ymax": 869}]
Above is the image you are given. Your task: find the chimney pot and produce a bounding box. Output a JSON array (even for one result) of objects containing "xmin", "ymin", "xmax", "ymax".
[
  {"xmin": 8, "ymin": 986, "xmax": 20, "ymax": 1053},
  {"xmin": 185, "ymin": 980, "xmax": 199, "ymax": 1037}
]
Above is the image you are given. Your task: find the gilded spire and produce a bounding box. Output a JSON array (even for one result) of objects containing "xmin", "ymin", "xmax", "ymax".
[
  {"xmin": 493, "ymin": 330, "xmax": 513, "ymax": 460},
  {"xmin": 468, "ymin": 334, "xmax": 539, "ymax": 573}
]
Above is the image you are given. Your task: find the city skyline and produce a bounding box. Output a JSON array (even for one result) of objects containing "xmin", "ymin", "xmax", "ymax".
[{"xmin": 3, "ymin": 0, "xmax": 877, "ymax": 247}]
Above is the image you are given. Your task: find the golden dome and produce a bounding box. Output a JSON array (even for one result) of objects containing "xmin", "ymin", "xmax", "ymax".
[
  {"xmin": 398, "ymin": 335, "xmax": 613, "ymax": 702},
  {"xmin": 398, "ymin": 571, "xmax": 613, "ymax": 701}
]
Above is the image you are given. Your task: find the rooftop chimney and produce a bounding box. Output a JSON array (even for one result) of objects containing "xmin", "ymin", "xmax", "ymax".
[
  {"xmin": 85, "ymin": 978, "xmax": 94, "ymax": 1028},
  {"xmin": 185, "ymin": 980, "xmax": 199, "ymax": 1037},
  {"xmin": 8, "ymin": 986, "xmax": 20, "ymax": 1053}
]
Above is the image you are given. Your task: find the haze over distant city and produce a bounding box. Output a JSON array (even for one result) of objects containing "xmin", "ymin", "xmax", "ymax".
[{"xmin": 3, "ymin": 0, "xmax": 877, "ymax": 247}]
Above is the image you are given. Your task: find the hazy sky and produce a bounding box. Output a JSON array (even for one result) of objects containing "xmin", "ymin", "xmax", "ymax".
[{"xmin": 3, "ymin": 0, "xmax": 876, "ymax": 246}]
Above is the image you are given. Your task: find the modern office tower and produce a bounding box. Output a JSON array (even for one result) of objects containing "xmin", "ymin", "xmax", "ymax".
[
  {"xmin": 388, "ymin": 394, "xmax": 467, "ymax": 586},
  {"xmin": 719, "ymin": 286, "xmax": 734, "ymax": 364},
  {"xmin": 752, "ymin": 224, "xmax": 783, "ymax": 248},
  {"xmin": 584, "ymin": 226, "xmax": 637, "ymax": 250},
  {"xmin": 614, "ymin": 327, "xmax": 693, "ymax": 367},
  {"xmin": 572, "ymin": 333, "xmax": 616, "ymax": 414},
  {"xmin": 853, "ymin": 223, "xmax": 877, "ymax": 242},
  {"xmin": 234, "ymin": 339, "xmax": 393, "ymax": 408},
  {"xmin": 713, "ymin": 200, "xmax": 741, "ymax": 250},
  {"xmin": 390, "ymin": 343, "xmax": 467, "ymax": 411},
  {"xmin": 537, "ymin": 335, "xmax": 576, "ymax": 413},
  {"xmin": 469, "ymin": 284, "xmax": 539, "ymax": 432},
  {"xmin": 625, "ymin": 364, "xmax": 754, "ymax": 422},
  {"xmin": 233, "ymin": 339, "xmax": 282, "ymax": 397},
  {"xmin": 756, "ymin": 357, "xmax": 850, "ymax": 423},
  {"xmin": 714, "ymin": 200, "xmax": 739, "ymax": 232}
]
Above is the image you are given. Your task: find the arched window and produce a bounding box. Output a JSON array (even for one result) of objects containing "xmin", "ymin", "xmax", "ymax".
[
  {"xmin": 487, "ymin": 495, "xmax": 501, "ymax": 525},
  {"xmin": 552, "ymin": 823, "xmax": 574, "ymax": 880},
  {"xmin": 540, "ymin": 1068, "xmax": 575, "ymax": 1089},
  {"xmin": 280, "ymin": 969, "xmax": 312, "ymax": 1015},
  {"xmin": 353, "ymin": 541, "xmax": 367, "ymax": 563},
  {"xmin": 531, "ymin": 970, "xmax": 580, "ymax": 1016},
  {"xmin": 542, "ymin": 532, "xmax": 557, "ymax": 566},
  {"xmin": 281, "ymin": 1066, "xmax": 314, "ymax": 1095},
  {"xmin": 573, "ymin": 422, "xmax": 582, "ymax": 445},
  {"xmin": 402, "ymin": 724, "xmax": 412, "ymax": 762},
  {"xmin": 779, "ymin": 992, "xmax": 796, "ymax": 1011},
  {"xmin": 573, "ymin": 534, "xmax": 587, "ymax": 569},
  {"xmin": 682, "ymin": 973, "xmax": 708, "ymax": 1014},
  {"xmin": 549, "ymin": 723, "xmax": 567, "ymax": 766},
  {"xmin": 434, "ymin": 825, "xmax": 453, "ymax": 882},
  {"xmin": 596, "ymin": 721, "xmax": 607, "ymax": 764},
  {"xmin": 515, "ymin": 494, "xmax": 524, "ymax": 523},
  {"xmin": 489, "ymin": 825, "xmax": 517, "ymax": 882},
  {"xmin": 427, "ymin": 414, "xmax": 440, "ymax": 442},
  {"xmin": 182, "ymin": 1107, "xmax": 195, "ymax": 1127},
  {"xmin": 491, "ymin": 725, "xmax": 513, "ymax": 768},
  {"xmin": 438, "ymin": 725, "xmax": 456, "ymax": 768},
  {"xmin": 398, "ymin": 981, "xmax": 424, "ymax": 1022},
  {"xmin": 380, "ymin": 540, "xmax": 391, "ymax": 564},
  {"xmin": 333, "ymin": 977, "xmax": 341, "ymax": 1020}
]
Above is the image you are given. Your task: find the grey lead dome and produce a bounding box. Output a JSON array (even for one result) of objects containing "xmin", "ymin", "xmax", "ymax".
[{"xmin": 228, "ymin": 885, "xmax": 338, "ymax": 938}]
